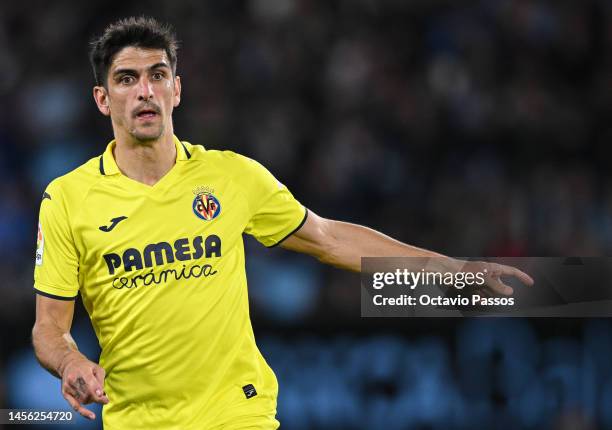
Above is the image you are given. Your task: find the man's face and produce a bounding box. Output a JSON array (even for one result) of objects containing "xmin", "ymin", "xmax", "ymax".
[{"xmin": 93, "ymin": 47, "xmax": 181, "ymax": 143}]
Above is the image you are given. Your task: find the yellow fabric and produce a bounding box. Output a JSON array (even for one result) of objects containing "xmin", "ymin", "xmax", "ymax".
[{"xmin": 34, "ymin": 136, "xmax": 304, "ymax": 429}]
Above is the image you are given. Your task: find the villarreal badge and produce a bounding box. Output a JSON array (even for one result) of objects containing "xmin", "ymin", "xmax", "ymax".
[{"xmin": 193, "ymin": 192, "xmax": 221, "ymax": 221}]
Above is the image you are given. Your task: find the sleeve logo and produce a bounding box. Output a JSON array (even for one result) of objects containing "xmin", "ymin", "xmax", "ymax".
[{"xmin": 35, "ymin": 222, "xmax": 44, "ymax": 266}]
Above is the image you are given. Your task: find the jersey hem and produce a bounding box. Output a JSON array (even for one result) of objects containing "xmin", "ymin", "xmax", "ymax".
[
  {"xmin": 34, "ymin": 288, "xmax": 78, "ymax": 301},
  {"xmin": 267, "ymin": 207, "xmax": 308, "ymax": 248}
]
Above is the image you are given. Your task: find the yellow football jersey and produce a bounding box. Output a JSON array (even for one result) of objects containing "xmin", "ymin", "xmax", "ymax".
[{"xmin": 34, "ymin": 136, "xmax": 307, "ymax": 429}]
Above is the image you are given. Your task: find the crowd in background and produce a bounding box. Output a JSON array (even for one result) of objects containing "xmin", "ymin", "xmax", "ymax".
[{"xmin": 1, "ymin": 1, "xmax": 611, "ymax": 428}]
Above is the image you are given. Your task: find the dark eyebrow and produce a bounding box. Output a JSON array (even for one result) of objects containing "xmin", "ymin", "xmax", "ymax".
[
  {"xmin": 112, "ymin": 63, "xmax": 170, "ymax": 78},
  {"xmin": 149, "ymin": 62, "xmax": 170, "ymax": 71},
  {"xmin": 112, "ymin": 68, "xmax": 137, "ymax": 78}
]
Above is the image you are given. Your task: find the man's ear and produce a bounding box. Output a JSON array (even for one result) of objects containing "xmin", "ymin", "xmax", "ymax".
[
  {"xmin": 93, "ymin": 86, "xmax": 111, "ymax": 116},
  {"xmin": 173, "ymin": 75, "xmax": 181, "ymax": 108}
]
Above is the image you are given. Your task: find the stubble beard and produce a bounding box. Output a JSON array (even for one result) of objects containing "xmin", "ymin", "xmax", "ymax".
[{"xmin": 129, "ymin": 121, "xmax": 165, "ymax": 144}]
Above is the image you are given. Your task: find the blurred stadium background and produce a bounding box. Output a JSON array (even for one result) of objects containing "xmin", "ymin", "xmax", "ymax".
[{"xmin": 1, "ymin": 0, "xmax": 612, "ymax": 428}]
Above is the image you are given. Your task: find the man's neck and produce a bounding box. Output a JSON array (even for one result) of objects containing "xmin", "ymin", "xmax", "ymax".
[{"xmin": 113, "ymin": 132, "xmax": 177, "ymax": 186}]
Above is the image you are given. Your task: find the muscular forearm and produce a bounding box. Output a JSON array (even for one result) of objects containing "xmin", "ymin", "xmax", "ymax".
[
  {"xmin": 318, "ymin": 220, "xmax": 460, "ymax": 273},
  {"xmin": 33, "ymin": 296, "xmax": 108, "ymax": 419},
  {"xmin": 283, "ymin": 211, "xmax": 533, "ymax": 294},
  {"xmin": 32, "ymin": 323, "xmax": 85, "ymax": 378}
]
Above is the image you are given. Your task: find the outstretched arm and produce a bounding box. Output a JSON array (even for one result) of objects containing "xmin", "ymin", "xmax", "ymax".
[
  {"xmin": 281, "ymin": 210, "xmax": 448, "ymax": 271},
  {"xmin": 280, "ymin": 209, "xmax": 533, "ymax": 294}
]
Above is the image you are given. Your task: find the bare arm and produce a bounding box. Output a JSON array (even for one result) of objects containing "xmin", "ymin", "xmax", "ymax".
[
  {"xmin": 32, "ymin": 295, "xmax": 79, "ymax": 377},
  {"xmin": 280, "ymin": 209, "xmax": 533, "ymax": 294},
  {"xmin": 32, "ymin": 295, "xmax": 109, "ymax": 419},
  {"xmin": 281, "ymin": 210, "xmax": 448, "ymax": 270}
]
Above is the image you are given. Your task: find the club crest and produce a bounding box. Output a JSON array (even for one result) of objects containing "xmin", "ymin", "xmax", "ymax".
[{"xmin": 193, "ymin": 192, "xmax": 221, "ymax": 221}]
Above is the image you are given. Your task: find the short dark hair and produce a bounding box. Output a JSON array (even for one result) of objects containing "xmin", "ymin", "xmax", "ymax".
[{"xmin": 89, "ymin": 16, "xmax": 179, "ymax": 87}]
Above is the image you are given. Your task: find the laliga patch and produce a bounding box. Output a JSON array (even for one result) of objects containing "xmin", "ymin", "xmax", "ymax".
[
  {"xmin": 192, "ymin": 187, "xmax": 221, "ymax": 221},
  {"xmin": 36, "ymin": 222, "xmax": 44, "ymax": 266}
]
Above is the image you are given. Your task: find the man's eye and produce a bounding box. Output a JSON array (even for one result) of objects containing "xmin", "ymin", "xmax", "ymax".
[
  {"xmin": 152, "ymin": 72, "xmax": 163, "ymax": 80},
  {"xmin": 119, "ymin": 76, "xmax": 135, "ymax": 85}
]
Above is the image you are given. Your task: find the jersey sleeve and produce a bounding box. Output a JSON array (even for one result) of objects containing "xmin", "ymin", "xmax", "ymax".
[
  {"xmin": 239, "ymin": 155, "xmax": 307, "ymax": 247},
  {"xmin": 34, "ymin": 181, "xmax": 79, "ymax": 300}
]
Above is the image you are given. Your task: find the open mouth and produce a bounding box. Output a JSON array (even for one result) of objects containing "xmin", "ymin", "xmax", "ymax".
[{"xmin": 136, "ymin": 110, "xmax": 158, "ymax": 119}]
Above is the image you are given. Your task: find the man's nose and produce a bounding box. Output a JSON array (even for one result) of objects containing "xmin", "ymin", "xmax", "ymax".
[{"xmin": 137, "ymin": 77, "xmax": 154, "ymax": 101}]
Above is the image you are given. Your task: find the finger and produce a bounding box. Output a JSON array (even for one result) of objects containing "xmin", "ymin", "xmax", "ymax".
[
  {"xmin": 92, "ymin": 367, "xmax": 109, "ymax": 403},
  {"xmin": 485, "ymin": 277, "xmax": 513, "ymax": 296},
  {"xmin": 80, "ymin": 375, "xmax": 108, "ymax": 405},
  {"xmin": 93, "ymin": 365, "xmax": 105, "ymax": 384},
  {"xmin": 62, "ymin": 389, "xmax": 96, "ymax": 420},
  {"xmin": 489, "ymin": 263, "xmax": 534, "ymax": 288},
  {"xmin": 504, "ymin": 266, "xmax": 534, "ymax": 286},
  {"xmin": 63, "ymin": 383, "xmax": 80, "ymax": 403}
]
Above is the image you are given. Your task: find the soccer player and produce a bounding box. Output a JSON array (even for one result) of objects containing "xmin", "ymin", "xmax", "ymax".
[{"xmin": 31, "ymin": 17, "xmax": 533, "ymax": 429}]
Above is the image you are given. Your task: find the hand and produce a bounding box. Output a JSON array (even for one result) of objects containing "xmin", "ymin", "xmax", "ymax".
[
  {"xmin": 58, "ymin": 352, "xmax": 109, "ymax": 420},
  {"xmin": 462, "ymin": 261, "xmax": 534, "ymax": 296}
]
